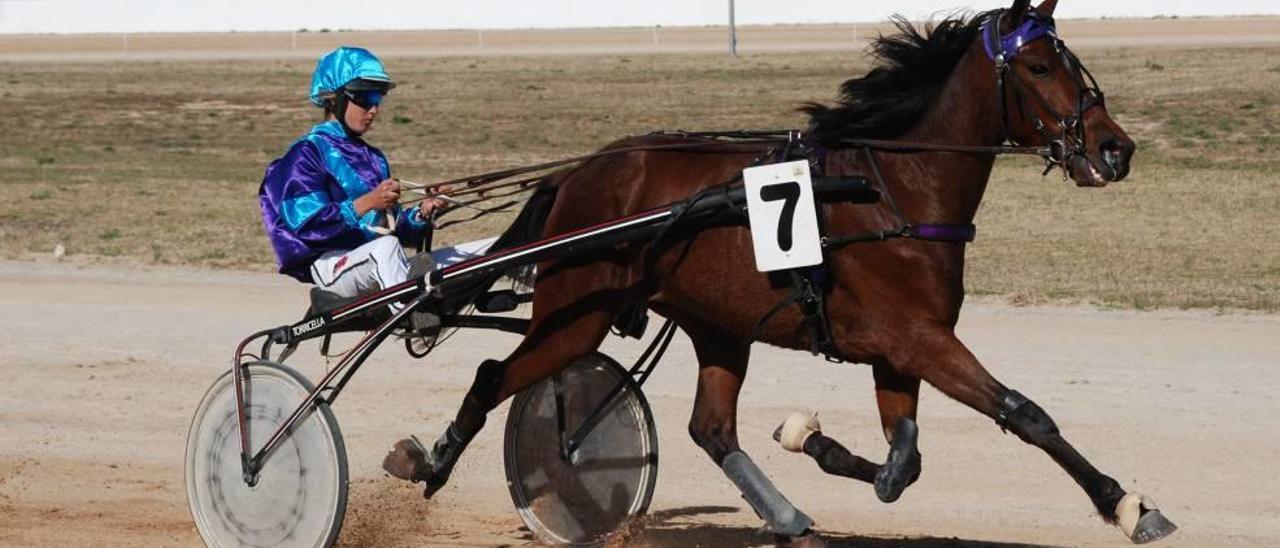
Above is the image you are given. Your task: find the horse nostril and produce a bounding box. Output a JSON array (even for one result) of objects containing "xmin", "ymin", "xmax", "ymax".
[
  {"xmin": 1098, "ymin": 139, "xmax": 1132, "ymax": 180},
  {"xmin": 1100, "ymin": 140, "xmax": 1127, "ymax": 166}
]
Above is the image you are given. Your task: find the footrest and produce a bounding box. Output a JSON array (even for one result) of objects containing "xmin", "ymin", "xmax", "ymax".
[
  {"xmin": 474, "ymin": 290, "xmax": 529, "ymax": 313},
  {"xmin": 305, "ymin": 288, "xmax": 393, "ymax": 333}
]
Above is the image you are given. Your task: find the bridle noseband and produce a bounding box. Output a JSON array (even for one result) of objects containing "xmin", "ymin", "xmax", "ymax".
[{"xmin": 983, "ymin": 9, "xmax": 1107, "ymax": 178}]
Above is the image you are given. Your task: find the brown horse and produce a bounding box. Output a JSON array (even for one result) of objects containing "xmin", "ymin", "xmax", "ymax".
[{"xmin": 385, "ymin": 0, "xmax": 1176, "ymax": 544}]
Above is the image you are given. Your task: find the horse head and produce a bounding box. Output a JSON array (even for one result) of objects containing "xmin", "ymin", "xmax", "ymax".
[{"xmin": 991, "ymin": 0, "xmax": 1136, "ymax": 186}]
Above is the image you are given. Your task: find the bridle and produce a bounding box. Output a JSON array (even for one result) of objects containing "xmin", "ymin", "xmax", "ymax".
[{"xmin": 982, "ymin": 9, "xmax": 1107, "ymax": 177}]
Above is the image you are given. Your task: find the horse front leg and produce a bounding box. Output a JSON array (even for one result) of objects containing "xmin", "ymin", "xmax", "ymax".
[
  {"xmin": 681, "ymin": 320, "xmax": 823, "ymax": 547},
  {"xmin": 901, "ymin": 328, "xmax": 1177, "ymax": 544},
  {"xmin": 773, "ymin": 365, "xmax": 922, "ymax": 503},
  {"xmin": 870, "ymin": 366, "xmax": 923, "ymax": 501}
]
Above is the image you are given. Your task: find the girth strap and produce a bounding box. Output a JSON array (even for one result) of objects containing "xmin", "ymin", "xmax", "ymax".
[
  {"xmin": 752, "ymin": 268, "xmax": 843, "ymax": 362},
  {"xmin": 910, "ymin": 223, "xmax": 976, "ymax": 242}
]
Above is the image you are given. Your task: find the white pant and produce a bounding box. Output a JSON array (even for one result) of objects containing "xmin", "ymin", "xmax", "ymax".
[
  {"xmin": 309, "ymin": 235, "xmax": 499, "ymax": 299},
  {"xmin": 310, "ymin": 236, "xmax": 409, "ymax": 299}
]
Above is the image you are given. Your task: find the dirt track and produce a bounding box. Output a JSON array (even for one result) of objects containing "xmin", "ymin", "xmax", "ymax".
[{"xmin": 1, "ymin": 259, "xmax": 1277, "ymax": 546}]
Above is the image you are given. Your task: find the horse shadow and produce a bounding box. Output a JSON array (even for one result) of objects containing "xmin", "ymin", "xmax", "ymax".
[{"xmin": 616, "ymin": 505, "xmax": 1062, "ymax": 548}]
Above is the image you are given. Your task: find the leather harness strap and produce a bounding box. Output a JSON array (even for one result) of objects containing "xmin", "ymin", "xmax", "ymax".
[{"xmin": 749, "ymin": 136, "xmax": 846, "ymax": 362}]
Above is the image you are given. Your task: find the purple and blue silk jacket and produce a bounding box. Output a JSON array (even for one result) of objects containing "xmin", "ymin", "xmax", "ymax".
[{"xmin": 259, "ymin": 121, "xmax": 429, "ymax": 282}]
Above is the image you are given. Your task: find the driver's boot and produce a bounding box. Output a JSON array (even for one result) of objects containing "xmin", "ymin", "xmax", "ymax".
[{"xmin": 406, "ymin": 253, "xmax": 441, "ymax": 338}]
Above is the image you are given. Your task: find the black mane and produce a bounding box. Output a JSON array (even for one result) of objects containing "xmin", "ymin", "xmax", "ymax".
[{"xmin": 802, "ymin": 11, "xmax": 994, "ymax": 145}]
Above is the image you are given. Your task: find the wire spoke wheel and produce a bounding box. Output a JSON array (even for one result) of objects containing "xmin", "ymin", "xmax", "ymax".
[
  {"xmin": 504, "ymin": 352, "xmax": 659, "ymax": 546},
  {"xmin": 185, "ymin": 361, "xmax": 348, "ymax": 548}
]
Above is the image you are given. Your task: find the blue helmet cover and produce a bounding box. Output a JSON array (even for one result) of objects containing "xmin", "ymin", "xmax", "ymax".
[{"xmin": 309, "ymin": 46, "xmax": 395, "ymax": 106}]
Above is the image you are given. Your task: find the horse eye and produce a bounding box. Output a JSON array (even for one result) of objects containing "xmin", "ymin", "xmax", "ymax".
[{"xmin": 1029, "ymin": 64, "xmax": 1051, "ymax": 78}]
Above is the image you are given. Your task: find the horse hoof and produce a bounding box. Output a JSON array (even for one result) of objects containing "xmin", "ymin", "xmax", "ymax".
[
  {"xmin": 1131, "ymin": 510, "xmax": 1177, "ymax": 544},
  {"xmin": 382, "ymin": 437, "xmax": 427, "ymax": 481},
  {"xmin": 774, "ymin": 412, "xmax": 821, "ymax": 453},
  {"xmin": 1116, "ymin": 492, "xmax": 1177, "ymax": 544},
  {"xmin": 382, "ymin": 437, "xmax": 452, "ymax": 498},
  {"xmin": 774, "ymin": 530, "xmax": 826, "ymax": 548},
  {"xmin": 874, "ymin": 417, "xmax": 921, "ymax": 503},
  {"xmin": 421, "ymin": 477, "xmax": 447, "ymax": 499}
]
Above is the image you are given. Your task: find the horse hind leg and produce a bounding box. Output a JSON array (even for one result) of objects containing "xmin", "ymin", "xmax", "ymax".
[{"xmin": 680, "ymin": 319, "xmax": 822, "ymax": 546}]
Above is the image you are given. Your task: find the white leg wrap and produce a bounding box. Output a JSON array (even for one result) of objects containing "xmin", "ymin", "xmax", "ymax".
[
  {"xmin": 1115, "ymin": 492, "xmax": 1159, "ymax": 539},
  {"xmin": 777, "ymin": 412, "xmax": 821, "ymax": 453}
]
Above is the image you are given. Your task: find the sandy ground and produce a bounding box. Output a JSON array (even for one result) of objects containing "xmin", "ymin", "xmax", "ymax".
[
  {"xmin": 1, "ymin": 258, "xmax": 1278, "ymax": 547},
  {"xmin": 2, "ymin": 17, "xmax": 1279, "ymax": 62}
]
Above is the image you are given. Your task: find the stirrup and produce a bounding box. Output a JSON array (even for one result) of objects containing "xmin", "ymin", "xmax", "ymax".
[
  {"xmin": 403, "ymin": 331, "xmax": 437, "ymax": 356},
  {"xmin": 397, "ymin": 320, "xmax": 440, "ymax": 357},
  {"xmin": 399, "ymin": 292, "xmax": 442, "ymax": 357}
]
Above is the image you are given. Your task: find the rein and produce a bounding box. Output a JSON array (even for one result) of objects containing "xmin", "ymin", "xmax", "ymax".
[
  {"xmin": 834, "ymin": 137, "xmax": 1047, "ymax": 157},
  {"xmin": 397, "ymin": 130, "xmax": 1037, "ymax": 245},
  {"xmin": 398, "ymin": 133, "xmax": 1052, "ymax": 214},
  {"xmin": 654, "ymin": 129, "xmax": 1052, "ymax": 158},
  {"xmin": 399, "ymin": 139, "xmax": 786, "ymax": 202}
]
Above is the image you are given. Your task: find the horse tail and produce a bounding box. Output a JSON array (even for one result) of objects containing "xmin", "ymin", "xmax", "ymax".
[
  {"xmin": 440, "ymin": 178, "xmax": 560, "ymax": 310},
  {"xmin": 489, "ymin": 181, "xmax": 560, "ymax": 254}
]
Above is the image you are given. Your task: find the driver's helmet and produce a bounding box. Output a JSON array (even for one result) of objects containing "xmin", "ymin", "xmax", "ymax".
[{"xmin": 308, "ymin": 46, "xmax": 396, "ymax": 107}]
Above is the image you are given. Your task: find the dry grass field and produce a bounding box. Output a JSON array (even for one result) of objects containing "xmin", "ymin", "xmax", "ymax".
[{"xmin": 1, "ymin": 21, "xmax": 1278, "ymax": 311}]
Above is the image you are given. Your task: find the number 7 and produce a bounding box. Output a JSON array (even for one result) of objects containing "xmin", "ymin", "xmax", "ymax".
[{"xmin": 760, "ymin": 181, "xmax": 801, "ymax": 252}]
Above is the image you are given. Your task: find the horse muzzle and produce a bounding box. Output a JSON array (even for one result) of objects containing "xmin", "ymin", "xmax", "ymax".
[
  {"xmin": 1066, "ymin": 155, "xmax": 1110, "ymax": 187},
  {"xmin": 1099, "ymin": 137, "xmax": 1134, "ymax": 182},
  {"xmin": 1066, "ymin": 137, "xmax": 1134, "ymax": 187}
]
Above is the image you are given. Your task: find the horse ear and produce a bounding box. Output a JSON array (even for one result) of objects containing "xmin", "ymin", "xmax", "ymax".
[
  {"xmin": 1035, "ymin": 0, "xmax": 1059, "ymax": 16},
  {"xmin": 1002, "ymin": 0, "xmax": 1032, "ymax": 33}
]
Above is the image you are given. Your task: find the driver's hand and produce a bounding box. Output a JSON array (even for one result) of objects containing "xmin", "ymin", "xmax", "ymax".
[
  {"xmin": 355, "ymin": 179, "xmax": 401, "ymax": 215},
  {"xmin": 417, "ymin": 184, "xmax": 455, "ymax": 218}
]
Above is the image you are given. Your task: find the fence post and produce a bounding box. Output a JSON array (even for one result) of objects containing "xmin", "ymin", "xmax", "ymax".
[{"xmin": 728, "ymin": 0, "xmax": 737, "ymax": 57}]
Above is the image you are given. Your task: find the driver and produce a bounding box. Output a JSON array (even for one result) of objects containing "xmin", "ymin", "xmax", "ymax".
[{"xmin": 259, "ymin": 46, "xmax": 445, "ymax": 315}]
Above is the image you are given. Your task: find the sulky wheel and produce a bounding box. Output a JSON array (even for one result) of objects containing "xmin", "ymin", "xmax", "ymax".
[
  {"xmin": 504, "ymin": 352, "xmax": 659, "ymax": 546},
  {"xmin": 185, "ymin": 361, "xmax": 348, "ymax": 547}
]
